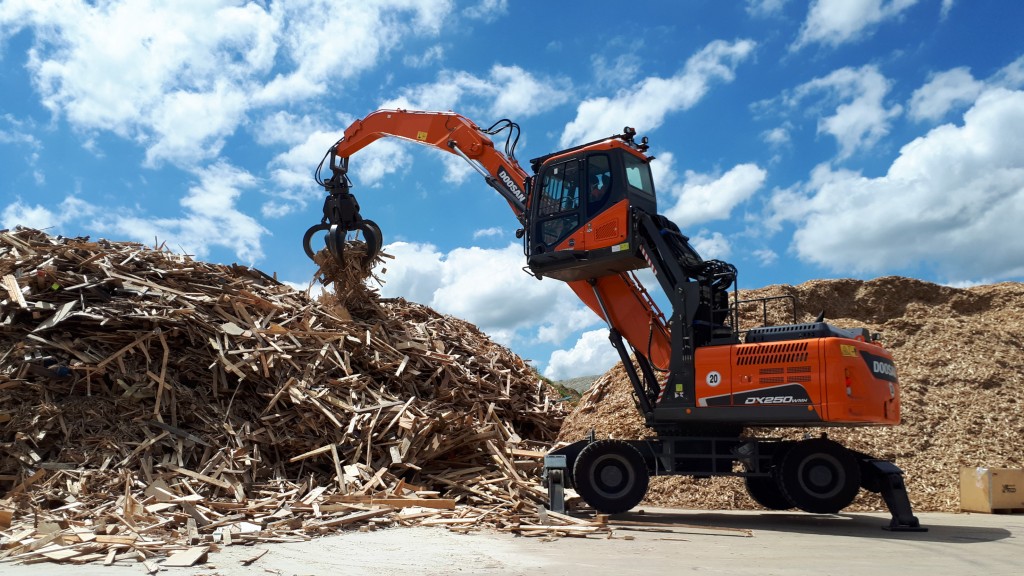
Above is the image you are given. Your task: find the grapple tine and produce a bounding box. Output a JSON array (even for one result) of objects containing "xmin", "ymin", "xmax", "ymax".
[
  {"xmin": 326, "ymin": 224, "xmax": 346, "ymax": 266},
  {"xmin": 302, "ymin": 223, "xmax": 331, "ymax": 261},
  {"xmin": 357, "ymin": 219, "xmax": 383, "ymax": 265}
]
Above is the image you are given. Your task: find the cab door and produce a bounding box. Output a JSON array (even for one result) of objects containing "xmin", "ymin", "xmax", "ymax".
[
  {"xmin": 530, "ymin": 158, "xmax": 583, "ymax": 254},
  {"xmin": 582, "ymin": 153, "xmax": 629, "ymax": 250}
]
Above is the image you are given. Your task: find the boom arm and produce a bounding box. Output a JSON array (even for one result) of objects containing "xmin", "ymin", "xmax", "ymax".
[{"xmin": 304, "ymin": 109, "xmax": 532, "ymax": 264}]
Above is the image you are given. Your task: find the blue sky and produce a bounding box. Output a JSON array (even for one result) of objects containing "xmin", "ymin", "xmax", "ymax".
[{"xmin": 2, "ymin": 0, "xmax": 1023, "ymax": 380}]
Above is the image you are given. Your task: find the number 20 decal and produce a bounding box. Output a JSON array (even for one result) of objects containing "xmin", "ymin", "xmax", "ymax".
[{"xmin": 706, "ymin": 371, "xmax": 722, "ymax": 387}]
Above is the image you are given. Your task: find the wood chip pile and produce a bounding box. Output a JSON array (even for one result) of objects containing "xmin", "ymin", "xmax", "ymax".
[
  {"xmin": 560, "ymin": 276, "xmax": 1024, "ymax": 513},
  {"xmin": 0, "ymin": 228, "xmax": 594, "ymax": 567}
]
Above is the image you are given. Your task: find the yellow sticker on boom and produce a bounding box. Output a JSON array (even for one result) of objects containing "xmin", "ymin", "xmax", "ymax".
[{"xmin": 416, "ymin": 131, "xmax": 428, "ymax": 141}]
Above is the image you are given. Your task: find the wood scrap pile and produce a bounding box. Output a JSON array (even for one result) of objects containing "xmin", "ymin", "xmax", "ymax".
[
  {"xmin": 560, "ymin": 277, "xmax": 1024, "ymax": 513},
  {"xmin": 0, "ymin": 227, "xmax": 596, "ymax": 567}
]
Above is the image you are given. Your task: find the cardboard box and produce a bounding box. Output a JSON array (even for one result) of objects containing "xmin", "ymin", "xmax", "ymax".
[{"xmin": 960, "ymin": 467, "xmax": 1024, "ymax": 513}]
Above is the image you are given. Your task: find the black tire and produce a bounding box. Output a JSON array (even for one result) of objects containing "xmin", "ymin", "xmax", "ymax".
[
  {"xmin": 572, "ymin": 440, "xmax": 650, "ymax": 514},
  {"xmin": 745, "ymin": 474, "xmax": 793, "ymax": 510},
  {"xmin": 778, "ymin": 439, "xmax": 860, "ymax": 514}
]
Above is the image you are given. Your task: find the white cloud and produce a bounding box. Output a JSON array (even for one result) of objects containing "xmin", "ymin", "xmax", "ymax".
[
  {"xmin": 752, "ymin": 248, "xmax": 779, "ymax": 266},
  {"xmin": 992, "ymin": 55, "xmax": 1024, "ymax": 90},
  {"xmin": 145, "ymin": 81, "xmax": 250, "ymax": 167},
  {"xmin": 374, "ymin": 241, "xmax": 447, "ymax": 305},
  {"xmin": 648, "ymin": 154, "xmax": 758, "ymax": 262},
  {"xmin": 940, "ymin": 0, "xmax": 955, "ymax": 19},
  {"xmin": 560, "ymin": 39, "xmax": 755, "ymax": 147},
  {"xmin": 0, "ymin": 114, "xmax": 43, "ymax": 181},
  {"xmin": 472, "ymin": 226, "xmax": 504, "ymax": 239},
  {"xmin": 10, "ymin": 1, "xmax": 278, "ymax": 168},
  {"xmin": 792, "ymin": 0, "xmax": 921, "ymax": 50},
  {"xmin": 767, "ymin": 87, "xmax": 1024, "ymax": 283},
  {"xmin": 535, "ymin": 306, "xmax": 603, "ymax": 345},
  {"xmin": 690, "ymin": 231, "xmax": 732, "ymax": 261},
  {"xmin": 3, "ymin": 0, "xmax": 454, "ymax": 171},
  {"xmin": 591, "ymin": 53, "xmax": 642, "ymax": 90},
  {"xmin": 543, "ymin": 329, "xmax": 620, "ymax": 380},
  {"xmin": 908, "ymin": 67, "xmax": 984, "ymax": 122},
  {"xmin": 662, "ymin": 163, "xmax": 767, "ymax": 228},
  {"xmin": 347, "ymin": 139, "xmax": 418, "ymax": 188},
  {"xmin": 0, "ymin": 114, "xmax": 40, "ymax": 147},
  {"xmin": 746, "ymin": 0, "xmax": 790, "ymax": 17},
  {"xmin": 380, "ymin": 64, "xmax": 571, "ymax": 119},
  {"xmin": 265, "ymin": 129, "xmax": 344, "ymax": 217},
  {"xmin": 403, "ymin": 45, "xmax": 444, "ymax": 68},
  {"xmin": 426, "ymin": 244, "xmax": 570, "ymax": 340},
  {"xmin": 790, "ymin": 65, "xmax": 902, "ymax": 160},
  {"xmin": 462, "ymin": 0, "xmax": 509, "ymax": 22},
  {"xmin": 255, "ymin": 0, "xmax": 452, "ymax": 105},
  {"xmin": 89, "ymin": 162, "xmax": 268, "ymax": 263},
  {"xmin": 377, "ymin": 241, "xmax": 594, "ymax": 347},
  {"xmin": 762, "ymin": 124, "xmax": 792, "ymax": 147},
  {"xmin": 2, "ymin": 196, "xmax": 88, "ymax": 231},
  {"xmin": 437, "ymin": 149, "xmax": 478, "ymax": 185},
  {"xmin": 255, "ymin": 111, "xmax": 323, "ymax": 147}
]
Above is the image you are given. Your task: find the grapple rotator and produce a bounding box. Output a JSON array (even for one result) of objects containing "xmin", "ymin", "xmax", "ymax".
[{"xmin": 303, "ymin": 151, "xmax": 382, "ymax": 267}]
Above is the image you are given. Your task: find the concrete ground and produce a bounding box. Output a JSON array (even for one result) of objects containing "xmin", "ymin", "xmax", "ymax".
[{"xmin": 3, "ymin": 508, "xmax": 1021, "ymax": 576}]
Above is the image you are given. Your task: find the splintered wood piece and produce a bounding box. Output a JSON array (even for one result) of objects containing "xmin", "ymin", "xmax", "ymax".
[
  {"xmin": 162, "ymin": 541, "xmax": 208, "ymax": 565},
  {"xmin": 288, "ymin": 444, "xmax": 334, "ymax": 463},
  {"xmin": 3, "ymin": 274, "xmax": 27, "ymax": 307},
  {"xmin": 309, "ymin": 507, "xmax": 394, "ymax": 528},
  {"xmin": 240, "ymin": 548, "xmax": 268, "ymax": 566}
]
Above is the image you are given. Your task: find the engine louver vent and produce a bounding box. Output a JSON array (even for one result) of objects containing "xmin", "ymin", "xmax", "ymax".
[{"xmin": 737, "ymin": 341, "xmax": 809, "ymax": 365}]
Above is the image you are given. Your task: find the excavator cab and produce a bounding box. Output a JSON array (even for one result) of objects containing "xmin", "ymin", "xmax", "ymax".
[{"xmin": 525, "ymin": 130, "xmax": 657, "ymax": 282}]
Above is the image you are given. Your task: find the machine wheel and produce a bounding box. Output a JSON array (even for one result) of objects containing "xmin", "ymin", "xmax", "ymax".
[
  {"xmin": 778, "ymin": 438, "xmax": 860, "ymax": 514},
  {"xmin": 572, "ymin": 440, "xmax": 650, "ymax": 514},
  {"xmin": 745, "ymin": 474, "xmax": 793, "ymax": 510}
]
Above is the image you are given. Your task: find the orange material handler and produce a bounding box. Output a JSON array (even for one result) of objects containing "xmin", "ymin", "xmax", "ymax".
[{"xmin": 303, "ymin": 109, "xmax": 924, "ymax": 531}]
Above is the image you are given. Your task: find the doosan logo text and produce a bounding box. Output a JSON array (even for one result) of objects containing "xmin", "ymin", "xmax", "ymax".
[
  {"xmin": 497, "ymin": 168, "xmax": 523, "ymax": 200},
  {"xmin": 873, "ymin": 361, "xmax": 897, "ymax": 377}
]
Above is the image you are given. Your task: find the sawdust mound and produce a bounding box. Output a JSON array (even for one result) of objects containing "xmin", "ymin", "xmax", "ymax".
[
  {"xmin": 559, "ymin": 276, "xmax": 1024, "ymax": 513},
  {"xmin": 0, "ymin": 228, "xmax": 567, "ymax": 556}
]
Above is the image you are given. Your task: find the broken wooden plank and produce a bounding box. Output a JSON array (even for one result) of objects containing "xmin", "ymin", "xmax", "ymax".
[
  {"xmin": 307, "ymin": 507, "xmax": 394, "ymax": 528},
  {"xmin": 160, "ymin": 464, "xmax": 232, "ymax": 490},
  {"xmin": 163, "ymin": 545, "xmax": 210, "ymax": 567}
]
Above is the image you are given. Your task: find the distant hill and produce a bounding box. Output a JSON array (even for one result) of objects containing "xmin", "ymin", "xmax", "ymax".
[{"xmin": 557, "ymin": 374, "xmax": 601, "ymax": 394}]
